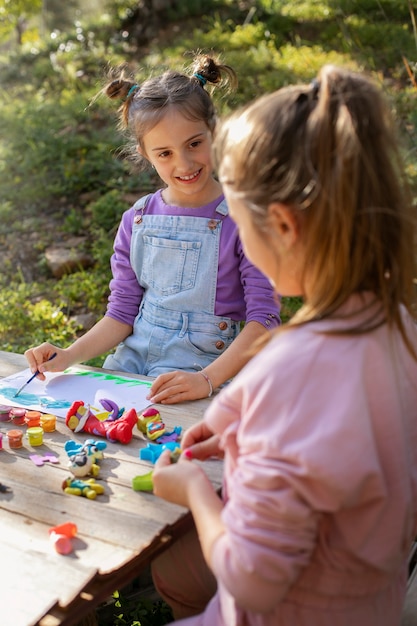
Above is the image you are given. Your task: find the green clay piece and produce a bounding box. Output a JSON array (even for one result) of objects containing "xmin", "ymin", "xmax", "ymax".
[{"xmin": 132, "ymin": 471, "xmax": 154, "ymax": 492}]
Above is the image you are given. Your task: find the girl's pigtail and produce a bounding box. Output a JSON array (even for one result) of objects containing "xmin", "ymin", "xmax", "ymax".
[
  {"xmin": 105, "ymin": 79, "xmax": 140, "ymax": 127},
  {"xmin": 191, "ymin": 54, "xmax": 237, "ymax": 92}
]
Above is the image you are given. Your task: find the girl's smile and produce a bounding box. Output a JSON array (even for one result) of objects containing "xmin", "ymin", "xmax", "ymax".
[{"xmin": 176, "ymin": 168, "xmax": 202, "ymax": 183}]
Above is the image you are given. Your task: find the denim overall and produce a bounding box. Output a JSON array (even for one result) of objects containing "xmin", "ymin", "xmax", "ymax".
[{"xmin": 104, "ymin": 196, "xmax": 240, "ymax": 376}]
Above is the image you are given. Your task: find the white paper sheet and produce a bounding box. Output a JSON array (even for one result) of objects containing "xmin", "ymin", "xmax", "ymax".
[{"xmin": 0, "ymin": 366, "xmax": 152, "ymax": 418}]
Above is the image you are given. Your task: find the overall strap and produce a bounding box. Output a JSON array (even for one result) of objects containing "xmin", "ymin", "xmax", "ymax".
[
  {"xmin": 215, "ymin": 198, "xmax": 229, "ymax": 217},
  {"xmin": 133, "ymin": 193, "xmax": 152, "ymax": 225}
]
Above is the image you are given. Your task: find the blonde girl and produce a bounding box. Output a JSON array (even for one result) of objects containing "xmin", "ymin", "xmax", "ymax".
[{"xmin": 151, "ymin": 64, "xmax": 417, "ymax": 626}]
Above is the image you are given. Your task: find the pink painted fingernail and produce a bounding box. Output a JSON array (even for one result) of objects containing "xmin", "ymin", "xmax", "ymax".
[{"xmin": 183, "ymin": 448, "xmax": 193, "ymax": 459}]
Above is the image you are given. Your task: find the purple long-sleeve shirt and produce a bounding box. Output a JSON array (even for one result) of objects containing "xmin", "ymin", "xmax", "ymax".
[{"xmin": 106, "ymin": 191, "xmax": 280, "ymax": 329}]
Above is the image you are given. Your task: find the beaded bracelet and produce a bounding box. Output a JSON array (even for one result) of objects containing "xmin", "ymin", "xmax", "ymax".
[{"xmin": 199, "ymin": 371, "xmax": 213, "ymax": 398}]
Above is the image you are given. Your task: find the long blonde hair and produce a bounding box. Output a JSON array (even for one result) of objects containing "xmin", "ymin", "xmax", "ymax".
[{"xmin": 214, "ymin": 65, "xmax": 416, "ymax": 354}]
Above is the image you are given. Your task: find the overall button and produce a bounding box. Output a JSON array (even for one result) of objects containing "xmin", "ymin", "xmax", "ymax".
[
  {"xmin": 218, "ymin": 321, "xmax": 228, "ymax": 330},
  {"xmin": 215, "ymin": 340, "xmax": 225, "ymax": 350},
  {"xmin": 207, "ymin": 219, "xmax": 218, "ymax": 230}
]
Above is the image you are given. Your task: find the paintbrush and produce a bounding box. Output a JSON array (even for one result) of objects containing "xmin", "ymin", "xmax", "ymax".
[{"xmin": 13, "ymin": 352, "xmax": 58, "ymax": 398}]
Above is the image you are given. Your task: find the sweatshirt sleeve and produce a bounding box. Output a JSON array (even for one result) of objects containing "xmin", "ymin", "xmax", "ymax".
[
  {"xmin": 105, "ymin": 207, "xmax": 144, "ymax": 325},
  {"xmin": 209, "ymin": 413, "xmax": 319, "ymax": 612}
]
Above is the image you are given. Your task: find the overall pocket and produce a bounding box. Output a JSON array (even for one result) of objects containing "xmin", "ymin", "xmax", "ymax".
[{"xmin": 140, "ymin": 236, "xmax": 201, "ymax": 296}]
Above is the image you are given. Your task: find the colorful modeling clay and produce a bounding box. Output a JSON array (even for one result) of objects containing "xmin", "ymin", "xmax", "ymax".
[
  {"xmin": 156, "ymin": 426, "xmax": 182, "ymax": 444},
  {"xmin": 49, "ymin": 522, "xmax": 78, "ymax": 555},
  {"xmin": 132, "ymin": 471, "xmax": 154, "ymax": 492},
  {"xmin": 66, "ymin": 400, "xmax": 138, "ymax": 444},
  {"xmin": 65, "ymin": 438, "xmax": 107, "ymax": 460},
  {"xmin": 147, "ymin": 419, "xmax": 166, "ymax": 440},
  {"xmin": 137, "ymin": 407, "xmax": 168, "ymax": 441},
  {"xmin": 137, "ymin": 407, "xmax": 161, "ymax": 434},
  {"xmin": 140, "ymin": 442, "xmax": 181, "ymax": 464},
  {"xmin": 133, "ymin": 449, "xmax": 181, "ymax": 492},
  {"xmin": 62, "ymin": 476, "xmax": 105, "ymax": 499},
  {"xmin": 64, "ymin": 438, "xmax": 107, "ymax": 477},
  {"xmin": 67, "ymin": 453, "xmax": 100, "ymax": 478},
  {"xmin": 29, "ymin": 453, "xmax": 59, "ymax": 466},
  {"xmin": 99, "ymin": 398, "xmax": 124, "ymax": 420}
]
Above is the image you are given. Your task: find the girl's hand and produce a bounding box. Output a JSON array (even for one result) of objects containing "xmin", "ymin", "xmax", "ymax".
[
  {"xmin": 152, "ymin": 449, "xmax": 210, "ymax": 508},
  {"xmin": 181, "ymin": 420, "xmax": 223, "ymax": 461},
  {"xmin": 24, "ymin": 344, "xmax": 70, "ymax": 381},
  {"xmin": 147, "ymin": 370, "xmax": 213, "ymax": 404}
]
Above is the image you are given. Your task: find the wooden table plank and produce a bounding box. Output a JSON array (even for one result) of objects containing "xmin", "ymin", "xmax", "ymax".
[{"xmin": 0, "ymin": 350, "xmax": 28, "ymax": 376}]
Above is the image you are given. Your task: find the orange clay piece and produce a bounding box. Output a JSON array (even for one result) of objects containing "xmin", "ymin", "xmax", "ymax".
[{"xmin": 49, "ymin": 522, "xmax": 78, "ymax": 555}]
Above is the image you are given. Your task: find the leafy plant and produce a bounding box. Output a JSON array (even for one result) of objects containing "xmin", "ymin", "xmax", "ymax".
[
  {"xmin": 54, "ymin": 269, "xmax": 110, "ymax": 317},
  {"xmin": 103, "ymin": 590, "xmax": 173, "ymax": 626},
  {"xmin": 88, "ymin": 189, "xmax": 131, "ymax": 233},
  {"xmin": 281, "ymin": 297, "xmax": 304, "ymax": 323},
  {"xmin": 63, "ymin": 207, "xmax": 87, "ymax": 235},
  {"xmin": 0, "ymin": 282, "xmax": 80, "ymax": 352}
]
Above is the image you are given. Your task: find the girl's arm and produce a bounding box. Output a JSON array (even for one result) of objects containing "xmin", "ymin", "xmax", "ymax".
[
  {"xmin": 25, "ymin": 207, "xmax": 139, "ymax": 377},
  {"xmin": 24, "ymin": 316, "xmax": 132, "ymax": 378},
  {"xmin": 152, "ymin": 451, "xmax": 225, "ymax": 567},
  {"xmin": 66, "ymin": 316, "xmax": 132, "ymax": 364},
  {"xmin": 147, "ymin": 320, "xmax": 266, "ymax": 404}
]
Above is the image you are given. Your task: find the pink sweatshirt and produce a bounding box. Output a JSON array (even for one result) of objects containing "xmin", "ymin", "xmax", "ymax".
[{"xmin": 196, "ymin": 294, "xmax": 417, "ymax": 626}]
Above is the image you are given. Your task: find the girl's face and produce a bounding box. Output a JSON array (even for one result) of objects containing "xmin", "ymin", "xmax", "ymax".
[
  {"xmin": 224, "ymin": 186, "xmax": 304, "ymax": 296},
  {"xmin": 140, "ymin": 108, "xmax": 221, "ymax": 207}
]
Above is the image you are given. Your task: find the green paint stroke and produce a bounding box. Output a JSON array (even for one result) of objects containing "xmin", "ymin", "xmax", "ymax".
[{"xmin": 64, "ymin": 368, "xmax": 152, "ymax": 388}]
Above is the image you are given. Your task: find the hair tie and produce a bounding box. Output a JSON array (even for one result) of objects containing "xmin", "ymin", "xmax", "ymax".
[
  {"xmin": 193, "ymin": 73, "xmax": 207, "ymax": 87},
  {"xmin": 310, "ymin": 78, "xmax": 320, "ymax": 99},
  {"xmin": 298, "ymin": 179, "xmax": 318, "ymax": 210},
  {"xmin": 126, "ymin": 84, "xmax": 140, "ymax": 99}
]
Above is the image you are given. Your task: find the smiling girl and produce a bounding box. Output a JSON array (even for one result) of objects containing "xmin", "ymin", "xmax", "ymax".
[{"xmin": 24, "ymin": 53, "xmax": 280, "ymax": 403}]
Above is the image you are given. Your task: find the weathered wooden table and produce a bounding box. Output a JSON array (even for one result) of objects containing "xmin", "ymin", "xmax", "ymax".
[{"xmin": 0, "ymin": 351, "xmax": 222, "ymax": 626}]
